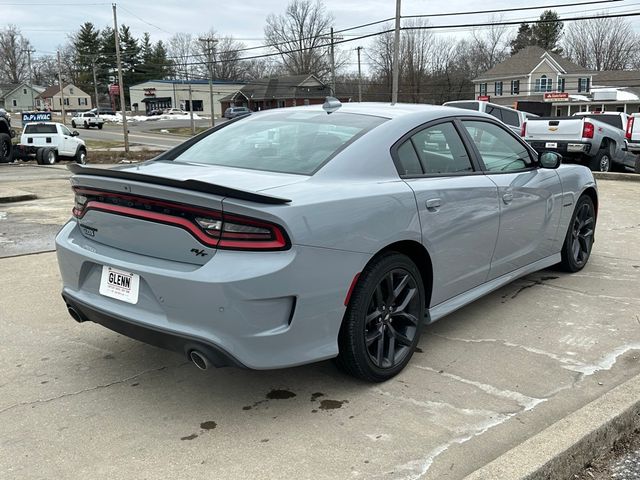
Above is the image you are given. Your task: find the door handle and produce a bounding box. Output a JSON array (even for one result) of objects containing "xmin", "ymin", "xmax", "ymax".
[
  {"xmin": 502, "ymin": 193, "xmax": 514, "ymax": 204},
  {"xmin": 425, "ymin": 198, "xmax": 441, "ymax": 210}
]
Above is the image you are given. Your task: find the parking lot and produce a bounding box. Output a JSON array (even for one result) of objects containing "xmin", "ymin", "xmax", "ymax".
[{"xmin": 1, "ymin": 164, "xmax": 639, "ymax": 479}]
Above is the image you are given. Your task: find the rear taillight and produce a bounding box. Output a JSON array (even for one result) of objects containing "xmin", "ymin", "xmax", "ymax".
[
  {"xmin": 520, "ymin": 121, "xmax": 527, "ymax": 137},
  {"xmin": 626, "ymin": 116, "xmax": 634, "ymax": 140},
  {"xmin": 582, "ymin": 122, "xmax": 594, "ymax": 139},
  {"xmin": 72, "ymin": 188, "xmax": 289, "ymax": 251}
]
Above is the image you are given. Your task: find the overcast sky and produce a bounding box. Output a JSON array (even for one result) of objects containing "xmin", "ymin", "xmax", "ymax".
[{"xmin": 6, "ymin": 0, "xmax": 640, "ymax": 69}]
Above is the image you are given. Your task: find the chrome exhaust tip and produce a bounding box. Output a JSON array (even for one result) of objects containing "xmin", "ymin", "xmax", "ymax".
[{"xmin": 189, "ymin": 350, "xmax": 211, "ymax": 370}]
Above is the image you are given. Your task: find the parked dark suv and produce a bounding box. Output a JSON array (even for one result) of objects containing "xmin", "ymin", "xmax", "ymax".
[
  {"xmin": 224, "ymin": 107, "xmax": 251, "ymax": 119},
  {"xmin": 0, "ymin": 108, "xmax": 16, "ymax": 163}
]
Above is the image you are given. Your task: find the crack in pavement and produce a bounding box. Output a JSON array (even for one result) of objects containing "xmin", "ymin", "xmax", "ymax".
[{"xmin": 0, "ymin": 364, "xmax": 180, "ymax": 415}]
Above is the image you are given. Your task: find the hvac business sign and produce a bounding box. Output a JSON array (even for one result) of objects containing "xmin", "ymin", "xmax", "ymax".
[{"xmin": 22, "ymin": 112, "xmax": 52, "ymax": 123}]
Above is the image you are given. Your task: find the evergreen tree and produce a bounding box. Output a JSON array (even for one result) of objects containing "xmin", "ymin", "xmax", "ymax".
[
  {"xmin": 532, "ymin": 10, "xmax": 563, "ymax": 54},
  {"xmin": 510, "ymin": 23, "xmax": 533, "ymax": 55},
  {"xmin": 72, "ymin": 22, "xmax": 101, "ymax": 96}
]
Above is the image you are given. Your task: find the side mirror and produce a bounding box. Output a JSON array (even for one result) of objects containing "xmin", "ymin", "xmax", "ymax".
[
  {"xmin": 539, "ymin": 151, "xmax": 562, "ymax": 169},
  {"xmin": 71, "ymin": 130, "xmax": 80, "ymax": 137}
]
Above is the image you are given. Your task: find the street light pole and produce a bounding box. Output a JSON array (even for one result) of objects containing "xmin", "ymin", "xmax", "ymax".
[
  {"xmin": 57, "ymin": 50, "xmax": 66, "ymax": 123},
  {"xmin": 23, "ymin": 48, "xmax": 35, "ymax": 110},
  {"xmin": 330, "ymin": 27, "xmax": 336, "ymax": 97},
  {"xmin": 391, "ymin": 0, "xmax": 401, "ymax": 104},
  {"xmin": 112, "ymin": 3, "xmax": 130, "ymax": 153},
  {"xmin": 91, "ymin": 57, "xmax": 100, "ymax": 112},
  {"xmin": 199, "ymin": 36, "xmax": 218, "ymax": 128}
]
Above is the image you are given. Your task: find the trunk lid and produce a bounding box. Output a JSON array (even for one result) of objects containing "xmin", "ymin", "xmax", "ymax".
[{"xmin": 70, "ymin": 162, "xmax": 304, "ymax": 264}]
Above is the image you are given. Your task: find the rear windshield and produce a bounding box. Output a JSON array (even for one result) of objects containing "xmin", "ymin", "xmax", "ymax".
[
  {"xmin": 583, "ymin": 114, "xmax": 623, "ymax": 130},
  {"xmin": 24, "ymin": 124, "xmax": 57, "ymax": 134},
  {"xmin": 171, "ymin": 111, "xmax": 386, "ymax": 175}
]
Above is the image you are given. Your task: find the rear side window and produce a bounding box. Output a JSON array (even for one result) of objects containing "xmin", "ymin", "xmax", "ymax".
[
  {"xmin": 396, "ymin": 141, "xmax": 423, "ymax": 175},
  {"xmin": 500, "ymin": 108, "xmax": 520, "ymax": 127},
  {"xmin": 172, "ymin": 111, "xmax": 386, "ymax": 175},
  {"xmin": 409, "ymin": 122, "xmax": 474, "ymax": 174},
  {"xmin": 25, "ymin": 124, "xmax": 57, "ymax": 134}
]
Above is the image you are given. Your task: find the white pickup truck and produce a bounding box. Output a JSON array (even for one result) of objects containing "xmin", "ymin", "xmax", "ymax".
[
  {"xmin": 624, "ymin": 113, "xmax": 640, "ymax": 172},
  {"xmin": 13, "ymin": 122, "xmax": 87, "ymax": 165},
  {"xmin": 71, "ymin": 112, "xmax": 104, "ymax": 130},
  {"xmin": 524, "ymin": 111, "xmax": 637, "ymax": 172}
]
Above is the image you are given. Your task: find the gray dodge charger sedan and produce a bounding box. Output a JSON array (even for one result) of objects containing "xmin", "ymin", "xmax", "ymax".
[{"xmin": 56, "ymin": 101, "xmax": 597, "ymax": 382}]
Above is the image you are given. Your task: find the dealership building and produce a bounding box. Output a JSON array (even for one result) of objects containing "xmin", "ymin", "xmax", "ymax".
[{"xmin": 128, "ymin": 80, "xmax": 246, "ymax": 117}]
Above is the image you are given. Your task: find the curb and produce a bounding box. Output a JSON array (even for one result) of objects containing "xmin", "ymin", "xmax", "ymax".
[
  {"xmin": 464, "ymin": 373, "xmax": 640, "ymax": 480},
  {"xmin": 0, "ymin": 189, "xmax": 37, "ymax": 203},
  {"xmin": 593, "ymin": 172, "xmax": 640, "ymax": 182}
]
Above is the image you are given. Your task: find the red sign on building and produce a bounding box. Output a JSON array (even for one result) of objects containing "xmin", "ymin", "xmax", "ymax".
[
  {"xmin": 143, "ymin": 88, "xmax": 156, "ymax": 97},
  {"xmin": 109, "ymin": 84, "xmax": 120, "ymax": 96},
  {"xmin": 477, "ymin": 95, "xmax": 490, "ymax": 101},
  {"xmin": 543, "ymin": 92, "xmax": 569, "ymax": 101}
]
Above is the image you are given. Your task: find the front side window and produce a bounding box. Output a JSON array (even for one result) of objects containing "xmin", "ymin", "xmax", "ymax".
[
  {"xmin": 171, "ymin": 111, "xmax": 386, "ymax": 175},
  {"xmin": 409, "ymin": 122, "xmax": 474, "ymax": 175},
  {"xmin": 60, "ymin": 125, "xmax": 72, "ymax": 136},
  {"xmin": 462, "ymin": 120, "xmax": 533, "ymax": 172}
]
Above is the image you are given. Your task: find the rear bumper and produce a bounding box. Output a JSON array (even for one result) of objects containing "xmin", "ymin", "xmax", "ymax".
[
  {"xmin": 63, "ymin": 292, "xmax": 244, "ymax": 368},
  {"xmin": 528, "ymin": 141, "xmax": 592, "ymax": 156},
  {"xmin": 56, "ymin": 221, "xmax": 369, "ymax": 370}
]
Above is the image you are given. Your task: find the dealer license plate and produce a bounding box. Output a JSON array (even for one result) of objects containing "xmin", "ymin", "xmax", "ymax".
[
  {"xmin": 545, "ymin": 142, "xmax": 558, "ymax": 148},
  {"xmin": 99, "ymin": 266, "xmax": 140, "ymax": 304}
]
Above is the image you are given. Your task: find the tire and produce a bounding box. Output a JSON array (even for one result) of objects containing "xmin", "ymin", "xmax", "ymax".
[
  {"xmin": 41, "ymin": 148, "xmax": 57, "ymax": 165},
  {"xmin": 590, "ymin": 149, "xmax": 612, "ymax": 172},
  {"xmin": 0, "ymin": 133, "xmax": 12, "ymax": 163},
  {"xmin": 98, "ymin": 124, "xmax": 103, "ymax": 130},
  {"xmin": 75, "ymin": 147, "xmax": 86, "ymax": 164},
  {"xmin": 71, "ymin": 121, "xmax": 76, "ymax": 128},
  {"xmin": 559, "ymin": 195, "xmax": 596, "ymax": 273},
  {"xmin": 84, "ymin": 122, "xmax": 89, "ymax": 129},
  {"xmin": 35, "ymin": 148, "xmax": 45, "ymax": 165},
  {"xmin": 335, "ymin": 252, "xmax": 425, "ymax": 382},
  {"xmin": 635, "ymin": 155, "xmax": 640, "ymax": 174}
]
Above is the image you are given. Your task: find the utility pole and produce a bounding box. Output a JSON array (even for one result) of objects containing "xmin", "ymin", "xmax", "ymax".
[
  {"xmin": 57, "ymin": 50, "xmax": 66, "ymax": 123},
  {"xmin": 199, "ymin": 36, "xmax": 218, "ymax": 128},
  {"xmin": 112, "ymin": 3, "xmax": 130, "ymax": 153},
  {"xmin": 330, "ymin": 27, "xmax": 336, "ymax": 97},
  {"xmin": 356, "ymin": 46, "xmax": 363, "ymax": 103},
  {"xmin": 23, "ymin": 48, "xmax": 35, "ymax": 110},
  {"xmin": 391, "ymin": 0, "xmax": 401, "ymax": 104},
  {"xmin": 188, "ymin": 78, "xmax": 195, "ymax": 135},
  {"xmin": 91, "ymin": 57, "xmax": 100, "ymax": 112}
]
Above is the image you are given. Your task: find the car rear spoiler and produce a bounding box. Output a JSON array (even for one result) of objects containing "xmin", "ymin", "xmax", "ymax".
[{"xmin": 67, "ymin": 164, "xmax": 292, "ymax": 205}]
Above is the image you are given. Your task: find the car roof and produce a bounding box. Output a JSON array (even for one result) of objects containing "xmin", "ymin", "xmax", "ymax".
[{"xmin": 260, "ymin": 102, "xmax": 488, "ymax": 120}]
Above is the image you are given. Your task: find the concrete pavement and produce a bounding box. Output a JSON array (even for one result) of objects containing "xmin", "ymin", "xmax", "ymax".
[{"xmin": 0, "ymin": 176, "xmax": 639, "ymax": 479}]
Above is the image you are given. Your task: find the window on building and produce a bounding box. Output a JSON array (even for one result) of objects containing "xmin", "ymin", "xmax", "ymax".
[
  {"xmin": 23, "ymin": 88, "xmax": 27, "ymax": 95},
  {"xmin": 479, "ymin": 83, "xmax": 487, "ymax": 96},
  {"xmin": 63, "ymin": 98, "xmax": 70, "ymax": 106},
  {"xmin": 78, "ymin": 98, "xmax": 88, "ymax": 106},
  {"xmin": 494, "ymin": 81, "xmax": 503, "ymax": 96},
  {"xmin": 558, "ymin": 78, "xmax": 565, "ymax": 92},
  {"xmin": 70, "ymin": 88, "xmax": 74, "ymax": 94},
  {"xmin": 12, "ymin": 99, "xmax": 17, "ymax": 107},
  {"xmin": 510, "ymin": 80, "xmax": 520, "ymax": 95},
  {"xmin": 535, "ymin": 75, "xmax": 553, "ymax": 93},
  {"xmin": 578, "ymin": 77, "xmax": 590, "ymax": 93}
]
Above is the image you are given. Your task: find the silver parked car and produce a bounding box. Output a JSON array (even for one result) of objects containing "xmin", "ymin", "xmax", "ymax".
[
  {"xmin": 224, "ymin": 106, "xmax": 252, "ymax": 119},
  {"xmin": 56, "ymin": 101, "xmax": 598, "ymax": 382}
]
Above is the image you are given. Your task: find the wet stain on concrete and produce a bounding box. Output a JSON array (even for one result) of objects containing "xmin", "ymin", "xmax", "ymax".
[
  {"xmin": 242, "ymin": 405, "xmax": 252, "ymax": 411},
  {"xmin": 311, "ymin": 409, "xmax": 318, "ymax": 413},
  {"xmin": 181, "ymin": 434, "xmax": 198, "ymax": 441},
  {"xmin": 41, "ymin": 357, "xmax": 49, "ymax": 361},
  {"xmin": 40, "ymin": 381, "xmax": 48, "ymax": 384},
  {"xmin": 103, "ymin": 354, "xmax": 114, "ymax": 360},
  {"xmin": 130, "ymin": 382, "xmax": 139, "ymax": 387},
  {"xmin": 266, "ymin": 389, "xmax": 296, "ymax": 400},
  {"xmin": 200, "ymin": 421, "xmax": 217, "ymax": 430},
  {"xmin": 310, "ymin": 392, "xmax": 325, "ymax": 401},
  {"xmin": 243, "ymin": 399, "xmax": 268, "ymax": 411},
  {"xmin": 319, "ymin": 399, "xmax": 348, "ymax": 410},
  {"xmin": 260, "ymin": 439, "xmax": 269, "ymax": 443},
  {"xmin": 502, "ymin": 276, "xmax": 559, "ymax": 302}
]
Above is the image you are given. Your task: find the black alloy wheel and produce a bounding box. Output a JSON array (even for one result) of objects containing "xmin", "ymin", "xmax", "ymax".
[
  {"xmin": 560, "ymin": 195, "xmax": 595, "ymax": 272},
  {"xmin": 336, "ymin": 252, "xmax": 425, "ymax": 382},
  {"xmin": 364, "ymin": 269, "xmax": 420, "ymax": 369}
]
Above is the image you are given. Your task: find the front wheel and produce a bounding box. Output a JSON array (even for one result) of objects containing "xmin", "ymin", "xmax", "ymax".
[
  {"xmin": 559, "ymin": 195, "xmax": 596, "ymax": 272},
  {"xmin": 335, "ymin": 252, "xmax": 425, "ymax": 382},
  {"xmin": 75, "ymin": 148, "xmax": 86, "ymax": 164},
  {"xmin": 97, "ymin": 124, "xmax": 103, "ymax": 130},
  {"xmin": 71, "ymin": 121, "xmax": 76, "ymax": 128},
  {"xmin": 0, "ymin": 133, "xmax": 12, "ymax": 163}
]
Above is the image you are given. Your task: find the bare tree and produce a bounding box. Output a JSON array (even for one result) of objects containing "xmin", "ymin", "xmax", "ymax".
[
  {"xmin": 563, "ymin": 14, "xmax": 639, "ymax": 71},
  {"xmin": 469, "ymin": 16, "xmax": 513, "ymax": 77},
  {"xmin": 168, "ymin": 32, "xmax": 197, "ymax": 79},
  {"xmin": 0, "ymin": 25, "xmax": 30, "ymax": 83},
  {"xmin": 32, "ymin": 55, "xmax": 59, "ymax": 86},
  {"xmin": 401, "ymin": 19, "xmax": 436, "ymax": 103},
  {"xmin": 194, "ymin": 32, "xmax": 247, "ymax": 81},
  {"xmin": 264, "ymin": 0, "xmax": 334, "ymax": 77},
  {"xmin": 242, "ymin": 57, "xmax": 283, "ymax": 80}
]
